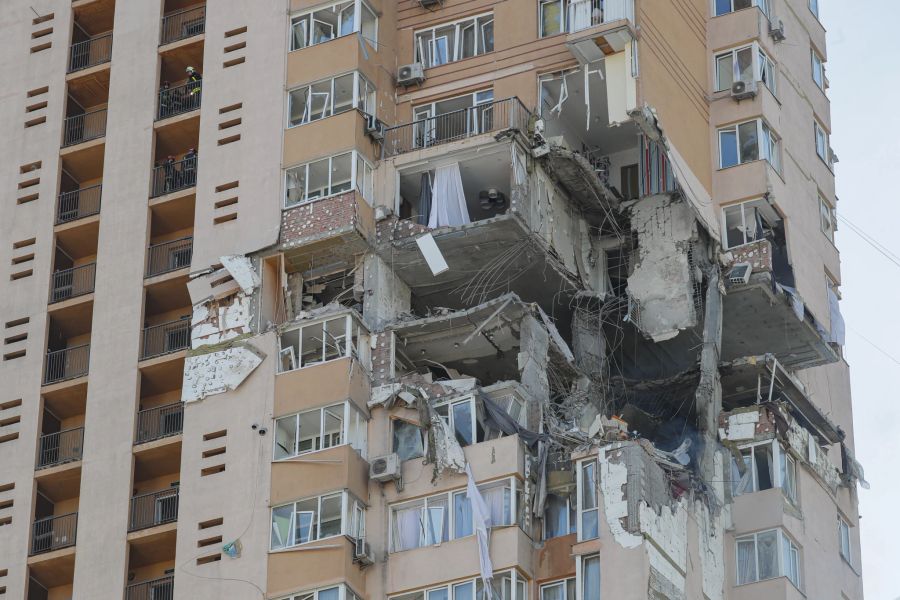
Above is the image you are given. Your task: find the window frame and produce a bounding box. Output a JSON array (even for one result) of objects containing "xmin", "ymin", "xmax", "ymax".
[
  {"xmin": 540, "ymin": 577, "xmax": 575, "ymax": 600},
  {"xmin": 576, "ymin": 458, "xmax": 599, "ymax": 542},
  {"xmin": 714, "ymin": 43, "xmax": 775, "ymax": 94},
  {"xmin": 811, "ymin": 49, "xmax": 825, "ymax": 90},
  {"xmin": 735, "ymin": 528, "xmax": 802, "ymax": 589},
  {"xmin": 270, "ymin": 490, "xmax": 366, "ymax": 550},
  {"xmin": 718, "ymin": 118, "xmax": 780, "ymax": 170},
  {"xmin": 433, "ymin": 395, "xmax": 479, "ymax": 447},
  {"xmin": 284, "ymin": 150, "xmax": 374, "ymax": 209},
  {"xmin": 814, "ymin": 119, "xmax": 830, "ymax": 164},
  {"xmin": 390, "ymin": 570, "xmax": 527, "ymax": 600},
  {"xmin": 819, "ymin": 195, "xmax": 836, "ymax": 243},
  {"xmin": 276, "ymin": 583, "xmax": 364, "ymax": 600},
  {"xmin": 809, "ymin": 0, "xmax": 819, "ymax": 19},
  {"xmin": 289, "ymin": 0, "xmax": 378, "ymax": 52},
  {"xmin": 838, "ymin": 516, "xmax": 852, "ymax": 565},
  {"xmin": 576, "ymin": 554, "xmax": 601, "ymax": 600},
  {"xmin": 713, "ymin": 0, "xmax": 765, "ymax": 18},
  {"xmin": 277, "ymin": 313, "xmax": 365, "ymax": 373},
  {"xmin": 720, "ymin": 198, "xmax": 778, "ymax": 250},
  {"xmin": 414, "ymin": 12, "xmax": 494, "ymax": 69},
  {"xmin": 287, "ymin": 72, "xmax": 376, "ymax": 128},
  {"xmin": 730, "ymin": 439, "xmax": 797, "ymax": 504},
  {"xmin": 273, "ymin": 400, "xmax": 367, "ymax": 461}
]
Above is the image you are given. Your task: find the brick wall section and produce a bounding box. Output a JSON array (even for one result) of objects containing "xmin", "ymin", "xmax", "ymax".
[
  {"xmin": 730, "ymin": 239, "xmax": 772, "ymax": 273},
  {"xmin": 718, "ymin": 405, "xmax": 778, "ymax": 440},
  {"xmin": 371, "ymin": 331, "xmax": 394, "ymax": 386},
  {"xmin": 280, "ymin": 191, "xmax": 360, "ymax": 249}
]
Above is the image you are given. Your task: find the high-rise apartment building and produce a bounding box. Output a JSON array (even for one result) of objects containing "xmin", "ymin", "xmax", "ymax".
[{"xmin": 0, "ymin": 0, "xmax": 865, "ymax": 598}]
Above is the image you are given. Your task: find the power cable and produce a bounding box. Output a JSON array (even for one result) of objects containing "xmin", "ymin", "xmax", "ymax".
[{"xmin": 837, "ymin": 214, "xmax": 900, "ymax": 270}]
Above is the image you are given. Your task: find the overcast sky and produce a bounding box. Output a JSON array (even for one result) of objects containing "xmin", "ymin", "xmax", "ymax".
[{"xmin": 822, "ymin": 1, "xmax": 900, "ymax": 598}]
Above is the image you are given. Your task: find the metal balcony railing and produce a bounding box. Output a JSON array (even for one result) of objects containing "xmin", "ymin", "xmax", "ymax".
[
  {"xmin": 43, "ymin": 344, "xmax": 90, "ymax": 385},
  {"xmin": 141, "ymin": 319, "xmax": 190, "ymax": 360},
  {"xmin": 36, "ymin": 427, "xmax": 84, "ymax": 469},
  {"xmin": 62, "ymin": 108, "xmax": 107, "ymax": 147},
  {"xmin": 126, "ymin": 575, "xmax": 174, "ymax": 600},
  {"xmin": 150, "ymin": 156, "xmax": 197, "ymax": 198},
  {"xmin": 49, "ymin": 263, "xmax": 96, "ymax": 303},
  {"xmin": 160, "ymin": 4, "xmax": 206, "ymax": 45},
  {"xmin": 30, "ymin": 513, "xmax": 78, "ymax": 555},
  {"xmin": 68, "ymin": 32, "xmax": 112, "ymax": 73},
  {"xmin": 157, "ymin": 79, "xmax": 202, "ymax": 121},
  {"xmin": 56, "ymin": 184, "xmax": 101, "ymax": 224},
  {"xmin": 146, "ymin": 237, "xmax": 193, "ymax": 278},
  {"xmin": 382, "ymin": 97, "xmax": 531, "ymax": 158},
  {"xmin": 129, "ymin": 487, "xmax": 179, "ymax": 531},
  {"xmin": 135, "ymin": 402, "xmax": 184, "ymax": 444}
]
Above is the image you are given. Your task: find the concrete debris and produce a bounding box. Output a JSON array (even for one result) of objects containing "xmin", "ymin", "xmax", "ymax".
[
  {"xmin": 183, "ymin": 341, "xmax": 265, "ymax": 403},
  {"xmin": 221, "ymin": 254, "xmax": 261, "ymax": 295}
]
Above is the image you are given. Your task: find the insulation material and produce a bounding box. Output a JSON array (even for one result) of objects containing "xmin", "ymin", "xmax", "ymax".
[
  {"xmin": 695, "ymin": 499, "xmax": 725, "ymax": 600},
  {"xmin": 427, "ymin": 405, "xmax": 467, "ymax": 475},
  {"xmin": 723, "ymin": 411, "xmax": 759, "ymax": 441},
  {"xmin": 599, "ymin": 451, "xmax": 643, "ymax": 548},
  {"xmin": 626, "ymin": 196, "xmax": 698, "ymax": 341},
  {"xmin": 191, "ymin": 294, "xmax": 252, "ymax": 348},
  {"xmin": 415, "ymin": 233, "xmax": 449, "ymax": 276},
  {"xmin": 221, "ymin": 254, "xmax": 261, "ymax": 295},
  {"xmin": 182, "ymin": 343, "xmax": 265, "ymax": 403},
  {"xmin": 648, "ymin": 562, "xmax": 685, "ymax": 600}
]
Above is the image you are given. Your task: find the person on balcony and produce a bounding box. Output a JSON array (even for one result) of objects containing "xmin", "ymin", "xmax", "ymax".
[
  {"xmin": 162, "ymin": 155, "xmax": 176, "ymax": 192},
  {"xmin": 186, "ymin": 66, "xmax": 202, "ymax": 101},
  {"xmin": 183, "ymin": 148, "xmax": 197, "ymax": 187}
]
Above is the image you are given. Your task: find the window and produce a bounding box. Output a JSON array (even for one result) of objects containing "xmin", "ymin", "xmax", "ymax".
[
  {"xmin": 730, "ymin": 440, "xmax": 797, "ymax": 503},
  {"xmin": 392, "ymin": 418, "xmax": 424, "ymax": 461},
  {"xmin": 721, "ymin": 199, "xmax": 777, "ymax": 250},
  {"xmin": 277, "ymin": 584, "xmax": 363, "ymax": 600},
  {"xmin": 284, "ymin": 151, "xmax": 373, "ymax": 208},
  {"xmin": 434, "ymin": 396, "xmax": 483, "ymax": 447},
  {"xmin": 288, "ymin": 72, "xmax": 375, "ymax": 127},
  {"xmin": 543, "ymin": 492, "xmax": 576, "ymax": 539},
  {"xmin": 718, "ymin": 119, "xmax": 779, "ymax": 170},
  {"xmin": 414, "ymin": 13, "xmax": 494, "ymax": 68},
  {"xmin": 759, "ymin": 50, "xmax": 776, "ymax": 95},
  {"xmin": 412, "ymin": 89, "xmax": 494, "ymax": 149},
  {"xmin": 540, "ymin": 578, "xmax": 575, "ymax": 600},
  {"xmin": 814, "ymin": 120, "xmax": 829, "ymax": 163},
  {"xmin": 809, "ymin": 0, "xmax": 819, "ymax": 18},
  {"xmin": 812, "ymin": 50, "xmax": 825, "ymax": 89},
  {"xmin": 271, "ymin": 490, "xmax": 365, "ymax": 550},
  {"xmin": 274, "ymin": 401, "xmax": 367, "ymax": 460},
  {"xmin": 819, "ymin": 195, "xmax": 836, "ymax": 242},
  {"xmin": 838, "ymin": 517, "xmax": 852, "ymax": 564},
  {"xmin": 714, "ymin": 0, "xmax": 753, "ymax": 17},
  {"xmin": 290, "ymin": 0, "xmax": 377, "ymax": 51},
  {"xmin": 736, "ymin": 529, "xmax": 801, "ymax": 589},
  {"xmin": 278, "ymin": 313, "xmax": 363, "ymax": 372},
  {"xmin": 539, "ymin": 0, "xmax": 632, "ymax": 37},
  {"xmin": 577, "ymin": 458, "xmax": 599, "ymax": 541},
  {"xmin": 390, "ymin": 478, "xmax": 519, "ymax": 552},
  {"xmin": 715, "ymin": 44, "xmax": 776, "ymax": 94},
  {"xmin": 392, "ymin": 571, "xmax": 527, "ymax": 600},
  {"xmin": 580, "ymin": 555, "xmax": 601, "ymax": 599}
]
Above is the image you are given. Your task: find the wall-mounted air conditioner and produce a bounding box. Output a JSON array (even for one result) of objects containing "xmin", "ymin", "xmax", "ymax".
[
  {"xmin": 397, "ymin": 63, "xmax": 426, "ymax": 87},
  {"xmin": 769, "ymin": 18, "xmax": 786, "ymax": 42},
  {"xmin": 731, "ymin": 80, "xmax": 758, "ymax": 101}
]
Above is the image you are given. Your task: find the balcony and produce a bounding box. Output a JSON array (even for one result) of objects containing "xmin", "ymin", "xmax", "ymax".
[
  {"xmin": 129, "ymin": 487, "xmax": 179, "ymax": 531},
  {"xmin": 30, "ymin": 513, "xmax": 77, "ymax": 556},
  {"xmin": 160, "ymin": 4, "xmax": 205, "ymax": 46},
  {"xmin": 150, "ymin": 155, "xmax": 197, "ymax": 198},
  {"xmin": 140, "ymin": 319, "xmax": 190, "ymax": 360},
  {"xmin": 125, "ymin": 575, "xmax": 174, "ymax": 600},
  {"xmin": 62, "ymin": 108, "xmax": 107, "ymax": 148},
  {"xmin": 36, "ymin": 427, "xmax": 84, "ymax": 469},
  {"xmin": 157, "ymin": 79, "xmax": 201, "ymax": 121},
  {"xmin": 49, "ymin": 263, "xmax": 96, "ymax": 304},
  {"xmin": 135, "ymin": 402, "xmax": 184, "ymax": 444},
  {"xmin": 146, "ymin": 237, "xmax": 192, "ymax": 278},
  {"xmin": 56, "ymin": 184, "xmax": 101, "ymax": 225},
  {"xmin": 68, "ymin": 32, "xmax": 112, "ymax": 73},
  {"xmin": 382, "ymin": 97, "xmax": 530, "ymax": 158},
  {"xmin": 43, "ymin": 344, "xmax": 90, "ymax": 385}
]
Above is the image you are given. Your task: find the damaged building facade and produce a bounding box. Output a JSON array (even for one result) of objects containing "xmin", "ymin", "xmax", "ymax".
[{"xmin": 0, "ymin": 0, "xmax": 864, "ymax": 599}]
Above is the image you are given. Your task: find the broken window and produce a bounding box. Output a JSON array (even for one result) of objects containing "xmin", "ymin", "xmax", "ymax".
[
  {"xmin": 392, "ymin": 418, "xmax": 425, "ymax": 461},
  {"xmin": 838, "ymin": 516, "xmax": 852, "ymax": 564},
  {"xmin": 273, "ymin": 401, "xmax": 367, "ymax": 460},
  {"xmin": 414, "ymin": 13, "xmax": 494, "ymax": 68},
  {"xmin": 540, "ymin": 578, "xmax": 575, "ymax": 600},
  {"xmin": 812, "ymin": 49, "xmax": 825, "ymax": 89},
  {"xmin": 539, "ymin": 0, "xmax": 564, "ymax": 36},
  {"xmin": 284, "ymin": 152, "xmax": 355, "ymax": 208},
  {"xmin": 721, "ymin": 198, "xmax": 778, "ymax": 249},
  {"xmin": 278, "ymin": 314, "xmax": 362, "ymax": 371},
  {"xmin": 736, "ymin": 529, "xmax": 801, "ymax": 588},
  {"xmin": 539, "ymin": 0, "xmax": 629, "ymax": 36},
  {"xmin": 412, "ymin": 89, "xmax": 494, "ymax": 149},
  {"xmin": 730, "ymin": 440, "xmax": 797, "ymax": 504},
  {"xmin": 714, "ymin": 0, "xmax": 754, "ymax": 17},
  {"xmin": 434, "ymin": 396, "xmax": 483, "ymax": 447},
  {"xmin": 620, "ymin": 163, "xmax": 639, "ymax": 201},
  {"xmin": 543, "ymin": 493, "xmax": 576, "ymax": 539},
  {"xmin": 390, "ymin": 478, "xmax": 519, "ymax": 552},
  {"xmin": 271, "ymin": 490, "xmax": 364, "ymax": 549},
  {"xmin": 288, "ymin": 72, "xmax": 375, "ymax": 127},
  {"xmin": 576, "ymin": 458, "xmax": 599, "ymax": 541},
  {"xmin": 718, "ymin": 119, "xmax": 779, "ymax": 170}
]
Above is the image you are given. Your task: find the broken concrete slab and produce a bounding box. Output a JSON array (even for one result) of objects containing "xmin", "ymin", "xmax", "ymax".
[{"xmin": 182, "ymin": 342, "xmax": 266, "ymax": 403}]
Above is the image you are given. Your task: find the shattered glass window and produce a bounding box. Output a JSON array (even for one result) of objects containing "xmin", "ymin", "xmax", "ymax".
[
  {"xmin": 392, "ymin": 419, "xmax": 424, "ymax": 461},
  {"xmin": 544, "ymin": 493, "xmax": 576, "ymax": 539},
  {"xmin": 578, "ymin": 460, "xmax": 599, "ymax": 541}
]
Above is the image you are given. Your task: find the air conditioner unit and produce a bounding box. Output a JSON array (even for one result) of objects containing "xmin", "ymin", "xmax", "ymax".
[
  {"xmin": 354, "ymin": 537, "xmax": 375, "ymax": 566},
  {"xmin": 769, "ymin": 18, "xmax": 786, "ymax": 42},
  {"xmin": 369, "ymin": 453, "xmax": 401, "ymax": 483},
  {"xmin": 418, "ymin": 0, "xmax": 442, "ymax": 7},
  {"xmin": 731, "ymin": 80, "xmax": 758, "ymax": 101},
  {"xmin": 727, "ymin": 262, "xmax": 752, "ymax": 286},
  {"xmin": 364, "ymin": 113, "xmax": 385, "ymax": 141},
  {"xmin": 397, "ymin": 63, "xmax": 426, "ymax": 87}
]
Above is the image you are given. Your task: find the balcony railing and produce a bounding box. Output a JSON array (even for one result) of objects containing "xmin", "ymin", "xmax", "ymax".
[
  {"xmin": 43, "ymin": 344, "xmax": 90, "ymax": 385},
  {"xmin": 157, "ymin": 79, "xmax": 202, "ymax": 121},
  {"xmin": 49, "ymin": 263, "xmax": 96, "ymax": 303},
  {"xmin": 382, "ymin": 97, "xmax": 531, "ymax": 158},
  {"xmin": 62, "ymin": 108, "xmax": 107, "ymax": 147},
  {"xmin": 30, "ymin": 513, "xmax": 78, "ymax": 555},
  {"xmin": 150, "ymin": 156, "xmax": 197, "ymax": 198},
  {"xmin": 56, "ymin": 184, "xmax": 101, "ymax": 224},
  {"xmin": 129, "ymin": 487, "xmax": 179, "ymax": 531},
  {"xmin": 141, "ymin": 319, "xmax": 190, "ymax": 360},
  {"xmin": 68, "ymin": 32, "xmax": 112, "ymax": 73},
  {"xmin": 135, "ymin": 402, "xmax": 184, "ymax": 444},
  {"xmin": 126, "ymin": 575, "xmax": 174, "ymax": 600},
  {"xmin": 146, "ymin": 237, "xmax": 193, "ymax": 278},
  {"xmin": 160, "ymin": 4, "xmax": 206, "ymax": 45},
  {"xmin": 36, "ymin": 427, "xmax": 84, "ymax": 469}
]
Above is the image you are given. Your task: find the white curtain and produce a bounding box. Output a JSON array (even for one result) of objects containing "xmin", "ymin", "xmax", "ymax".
[
  {"xmin": 756, "ymin": 530, "xmax": 779, "ymax": 580},
  {"xmin": 394, "ymin": 506, "xmax": 423, "ymax": 551},
  {"xmin": 481, "ymin": 485, "xmax": 510, "ymax": 527},
  {"xmin": 428, "ymin": 163, "xmax": 471, "ymax": 229},
  {"xmin": 736, "ymin": 539, "xmax": 756, "ymax": 584},
  {"xmin": 567, "ymin": 0, "xmax": 592, "ymax": 32},
  {"xmin": 466, "ymin": 464, "xmax": 495, "ymax": 599}
]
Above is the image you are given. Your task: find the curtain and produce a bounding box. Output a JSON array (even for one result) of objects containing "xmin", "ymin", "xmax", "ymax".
[
  {"xmin": 417, "ymin": 172, "xmax": 432, "ymax": 226},
  {"xmin": 393, "ymin": 506, "xmax": 423, "ymax": 551},
  {"xmin": 481, "ymin": 485, "xmax": 510, "ymax": 527},
  {"xmin": 454, "ymin": 492, "xmax": 473, "ymax": 538},
  {"xmin": 756, "ymin": 530, "xmax": 779, "ymax": 580},
  {"xmin": 428, "ymin": 163, "xmax": 471, "ymax": 228},
  {"xmin": 582, "ymin": 556, "xmax": 601, "ymax": 599},
  {"xmin": 466, "ymin": 464, "xmax": 495, "ymax": 598},
  {"xmin": 736, "ymin": 539, "xmax": 756, "ymax": 584},
  {"xmin": 567, "ymin": 0, "xmax": 592, "ymax": 32}
]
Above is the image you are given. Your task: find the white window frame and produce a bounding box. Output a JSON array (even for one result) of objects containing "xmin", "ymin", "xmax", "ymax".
[
  {"xmin": 414, "ymin": 12, "xmax": 494, "ymax": 69},
  {"xmin": 389, "ymin": 570, "xmax": 527, "ymax": 600},
  {"xmin": 838, "ymin": 516, "xmax": 852, "ymax": 565},
  {"xmin": 543, "ymin": 492, "xmax": 576, "ymax": 540},
  {"xmin": 735, "ymin": 529, "xmax": 801, "ymax": 589},
  {"xmin": 289, "ymin": 0, "xmax": 378, "ymax": 51},
  {"xmin": 540, "ymin": 578, "xmax": 575, "ymax": 600},
  {"xmin": 811, "ymin": 49, "xmax": 825, "ymax": 90},
  {"xmin": 277, "ymin": 313, "xmax": 364, "ymax": 372},
  {"xmin": 809, "ymin": 0, "xmax": 819, "ymax": 19},
  {"xmin": 714, "ymin": 43, "xmax": 775, "ymax": 94},
  {"xmin": 433, "ymin": 395, "xmax": 479, "ymax": 447},
  {"xmin": 273, "ymin": 401, "xmax": 367, "ymax": 460},
  {"xmin": 287, "ymin": 72, "xmax": 375, "ymax": 128},
  {"xmin": 718, "ymin": 118, "xmax": 780, "ymax": 170},
  {"xmin": 713, "ymin": 0, "xmax": 766, "ymax": 18},
  {"xmin": 814, "ymin": 119, "xmax": 829, "ymax": 163},
  {"xmin": 284, "ymin": 151, "xmax": 373, "ymax": 209},
  {"xmin": 819, "ymin": 195, "xmax": 836, "ymax": 243},
  {"xmin": 730, "ymin": 439, "xmax": 797, "ymax": 503},
  {"xmin": 575, "ymin": 554, "xmax": 601, "ymax": 600},
  {"xmin": 277, "ymin": 584, "xmax": 364, "ymax": 600},
  {"xmin": 412, "ymin": 89, "xmax": 494, "ymax": 149},
  {"xmin": 389, "ymin": 477, "xmax": 520, "ymax": 553},
  {"xmin": 575, "ymin": 458, "xmax": 599, "ymax": 542},
  {"xmin": 270, "ymin": 490, "xmax": 365, "ymax": 550},
  {"xmin": 720, "ymin": 198, "xmax": 777, "ymax": 250}
]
